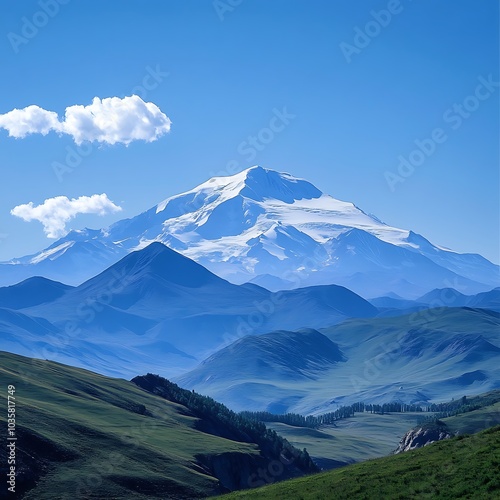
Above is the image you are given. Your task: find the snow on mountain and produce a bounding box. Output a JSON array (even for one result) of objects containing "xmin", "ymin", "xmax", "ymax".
[{"xmin": 1, "ymin": 166, "xmax": 498, "ymax": 298}]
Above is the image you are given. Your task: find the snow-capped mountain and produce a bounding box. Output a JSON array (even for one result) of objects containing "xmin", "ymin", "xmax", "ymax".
[{"xmin": 2, "ymin": 166, "xmax": 498, "ymax": 298}]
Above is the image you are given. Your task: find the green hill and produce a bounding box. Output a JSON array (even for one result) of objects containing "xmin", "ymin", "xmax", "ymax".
[
  {"xmin": 442, "ymin": 401, "xmax": 500, "ymax": 435},
  {"xmin": 220, "ymin": 426, "xmax": 500, "ymax": 499},
  {"xmin": 393, "ymin": 389, "xmax": 500, "ymax": 453},
  {"xmin": 427, "ymin": 389, "xmax": 500, "ymax": 434},
  {"xmin": 0, "ymin": 352, "xmax": 314, "ymax": 499}
]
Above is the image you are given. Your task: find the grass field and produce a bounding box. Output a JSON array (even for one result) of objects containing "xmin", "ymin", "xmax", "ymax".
[
  {"xmin": 442, "ymin": 401, "xmax": 500, "ymax": 435},
  {"xmin": 220, "ymin": 426, "xmax": 500, "ymax": 499},
  {"xmin": 0, "ymin": 351, "xmax": 260, "ymax": 499},
  {"xmin": 266, "ymin": 412, "xmax": 423, "ymax": 468},
  {"xmin": 266, "ymin": 390, "xmax": 500, "ymax": 469}
]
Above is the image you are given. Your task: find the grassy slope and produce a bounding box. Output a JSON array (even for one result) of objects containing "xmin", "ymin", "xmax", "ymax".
[
  {"xmin": 221, "ymin": 426, "xmax": 500, "ymax": 499},
  {"xmin": 0, "ymin": 351, "xmax": 259, "ymax": 499},
  {"xmin": 443, "ymin": 401, "xmax": 500, "ymax": 434},
  {"xmin": 436, "ymin": 390, "xmax": 500, "ymax": 435},
  {"xmin": 264, "ymin": 390, "xmax": 500, "ymax": 469},
  {"xmin": 266, "ymin": 412, "xmax": 423, "ymax": 468}
]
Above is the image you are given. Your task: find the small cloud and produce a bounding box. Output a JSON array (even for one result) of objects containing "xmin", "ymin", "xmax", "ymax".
[
  {"xmin": 0, "ymin": 95, "xmax": 171, "ymax": 145},
  {"xmin": 11, "ymin": 194, "xmax": 122, "ymax": 238},
  {"xmin": 0, "ymin": 105, "xmax": 61, "ymax": 138}
]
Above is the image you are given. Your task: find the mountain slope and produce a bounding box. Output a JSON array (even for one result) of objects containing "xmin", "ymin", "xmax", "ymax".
[
  {"xmin": 179, "ymin": 307, "xmax": 500, "ymax": 413},
  {"xmin": 1, "ymin": 166, "xmax": 498, "ymax": 298},
  {"xmin": 0, "ymin": 351, "xmax": 316, "ymax": 499},
  {"xmin": 395, "ymin": 389, "xmax": 500, "ymax": 453},
  {"xmin": 417, "ymin": 287, "xmax": 470, "ymax": 307},
  {"xmin": 0, "ymin": 243, "xmax": 377, "ymax": 378},
  {"xmin": 220, "ymin": 426, "xmax": 500, "ymax": 499},
  {"xmin": 177, "ymin": 329, "xmax": 345, "ymax": 413},
  {"xmin": 467, "ymin": 287, "xmax": 500, "ymax": 311},
  {"xmin": 0, "ymin": 276, "xmax": 72, "ymax": 309}
]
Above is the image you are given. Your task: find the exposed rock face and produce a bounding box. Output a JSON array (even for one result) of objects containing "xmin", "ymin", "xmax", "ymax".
[{"xmin": 394, "ymin": 426, "xmax": 453, "ymax": 454}]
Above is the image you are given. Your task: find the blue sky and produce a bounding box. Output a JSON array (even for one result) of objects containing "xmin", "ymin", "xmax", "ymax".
[{"xmin": 0, "ymin": 0, "xmax": 498, "ymax": 263}]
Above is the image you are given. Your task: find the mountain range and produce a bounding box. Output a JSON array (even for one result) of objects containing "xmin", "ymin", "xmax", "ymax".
[
  {"xmin": 2, "ymin": 240, "xmax": 498, "ymax": 414},
  {"xmin": 0, "ymin": 242, "xmax": 377, "ymax": 378},
  {"xmin": 177, "ymin": 307, "xmax": 500, "ymax": 413},
  {"xmin": 370, "ymin": 287, "xmax": 500, "ymax": 316},
  {"xmin": 1, "ymin": 166, "xmax": 499, "ymax": 416},
  {"xmin": 2, "ymin": 166, "xmax": 498, "ymax": 298}
]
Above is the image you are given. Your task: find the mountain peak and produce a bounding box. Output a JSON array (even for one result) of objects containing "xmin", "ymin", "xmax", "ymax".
[
  {"xmin": 83, "ymin": 242, "xmax": 225, "ymax": 290},
  {"xmin": 238, "ymin": 166, "xmax": 322, "ymax": 203},
  {"xmin": 0, "ymin": 276, "xmax": 72, "ymax": 309},
  {"xmin": 156, "ymin": 166, "xmax": 323, "ymax": 215}
]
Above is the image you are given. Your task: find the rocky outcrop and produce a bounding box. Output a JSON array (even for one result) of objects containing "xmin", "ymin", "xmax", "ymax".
[{"xmin": 394, "ymin": 425, "xmax": 453, "ymax": 454}]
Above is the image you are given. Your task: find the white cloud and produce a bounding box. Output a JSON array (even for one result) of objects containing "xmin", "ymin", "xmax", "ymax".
[
  {"xmin": 0, "ymin": 95, "xmax": 171, "ymax": 145},
  {"xmin": 62, "ymin": 96, "xmax": 171, "ymax": 145},
  {"xmin": 0, "ymin": 105, "xmax": 62, "ymax": 138},
  {"xmin": 11, "ymin": 194, "xmax": 122, "ymax": 238}
]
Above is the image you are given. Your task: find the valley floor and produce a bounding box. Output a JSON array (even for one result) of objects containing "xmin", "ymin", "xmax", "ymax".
[{"xmin": 266, "ymin": 412, "xmax": 424, "ymax": 469}]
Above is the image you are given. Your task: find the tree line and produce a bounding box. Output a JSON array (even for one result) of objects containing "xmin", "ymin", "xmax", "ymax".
[
  {"xmin": 132, "ymin": 374, "xmax": 319, "ymax": 474},
  {"xmin": 241, "ymin": 402, "xmax": 424, "ymax": 429},
  {"xmin": 417, "ymin": 395, "xmax": 497, "ymax": 425}
]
